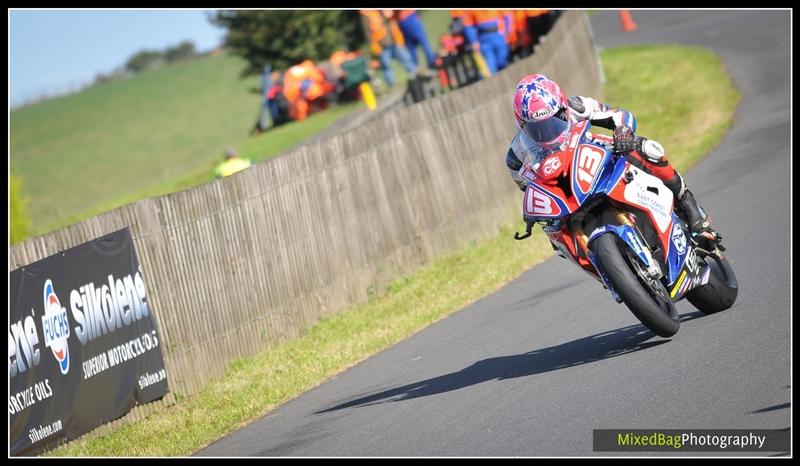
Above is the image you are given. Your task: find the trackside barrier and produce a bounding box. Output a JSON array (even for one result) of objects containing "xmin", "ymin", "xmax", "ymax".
[{"xmin": 9, "ymin": 11, "xmax": 602, "ymax": 449}]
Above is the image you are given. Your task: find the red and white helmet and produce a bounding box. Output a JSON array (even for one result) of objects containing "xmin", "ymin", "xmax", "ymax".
[{"xmin": 513, "ymin": 74, "xmax": 570, "ymax": 151}]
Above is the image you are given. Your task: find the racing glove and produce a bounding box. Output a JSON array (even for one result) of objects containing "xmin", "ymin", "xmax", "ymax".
[{"xmin": 612, "ymin": 125, "xmax": 641, "ymax": 154}]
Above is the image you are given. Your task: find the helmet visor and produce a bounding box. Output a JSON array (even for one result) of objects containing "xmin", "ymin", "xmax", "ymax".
[{"xmin": 522, "ymin": 116, "xmax": 569, "ymax": 144}]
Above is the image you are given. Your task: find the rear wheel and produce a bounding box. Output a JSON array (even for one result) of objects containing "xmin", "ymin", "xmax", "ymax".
[
  {"xmin": 591, "ymin": 233, "xmax": 680, "ymax": 337},
  {"xmin": 686, "ymin": 254, "xmax": 738, "ymax": 314}
]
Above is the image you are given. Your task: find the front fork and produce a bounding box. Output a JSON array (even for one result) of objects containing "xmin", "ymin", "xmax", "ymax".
[{"xmin": 581, "ymin": 208, "xmax": 663, "ymax": 303}]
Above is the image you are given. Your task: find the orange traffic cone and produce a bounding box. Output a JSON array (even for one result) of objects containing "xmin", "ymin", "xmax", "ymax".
[{"xmin": 619, "ymin": 10, "xmax": 638, "ymax": 32}]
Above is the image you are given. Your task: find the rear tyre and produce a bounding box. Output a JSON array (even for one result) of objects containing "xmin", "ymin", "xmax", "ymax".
[
  {"xmin": 591, "ymin": 233, "xmax": 680, "ymax": 337},
  {"xmin": 686, "ymin": 255, "xmax": 738, "ymax": 314}
]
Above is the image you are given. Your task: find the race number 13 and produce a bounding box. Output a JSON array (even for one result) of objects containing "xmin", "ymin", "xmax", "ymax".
[
  {"xmin": 577, "ymin": 144, "xmax": 604, "ymax": 188},
  {"xmin": 527, "ymin": 189, "xmax": 553, "ymax": 215}
]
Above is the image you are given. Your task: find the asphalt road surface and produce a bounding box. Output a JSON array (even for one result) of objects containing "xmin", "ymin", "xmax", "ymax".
[{"xmin": 197, "ymin": 11, "xmax": 791, "ymax": 457}]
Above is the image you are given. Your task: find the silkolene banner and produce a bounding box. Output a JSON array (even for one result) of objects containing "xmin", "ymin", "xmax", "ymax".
[{"xmin": 9, "ymin": 228, "xmax": 168, "ymax": 456}]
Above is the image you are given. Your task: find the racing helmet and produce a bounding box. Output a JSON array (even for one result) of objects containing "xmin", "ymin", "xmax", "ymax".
[{"xmin": 513, "ymin": 73, "xmax": 571, "ymax": 152}]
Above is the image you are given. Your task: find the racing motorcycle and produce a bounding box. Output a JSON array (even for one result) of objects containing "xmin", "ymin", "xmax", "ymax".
[{"xmin": 513, "ymin": 120, "xmax": 738, "ymax": 337}]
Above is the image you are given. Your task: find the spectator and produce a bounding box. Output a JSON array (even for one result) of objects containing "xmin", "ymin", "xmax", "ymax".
[
  {"xmin": 392, "ymin": 10, "xmax": 437, "ymax": 70},
  {"xmin": 500, "ymin": 10, "xmax": 516, "ymax": 58},
  {"xmin": 253, "ymin": 66, "xmax": 291, "ymax": 134},
  {"xmin": 359, "ymin": 9, "xmax": 417, "ymax": 87},
  {"xmin": 507, "ymin": 10, "xmax": 536, "ymax": 60},
  {"xmin": 215, "ymin": 148, "xmax": 252, "ymax": 178},
  {"xmin": 439, "ymin": 11, "xmax": 485, "ymax": 86},
  {"xmin": 266, "ymin": 70, "xmax": 290, "ymax": 125},
  {"xmin": 282, "ymin": 60, "xmax": 335, "ymax": 121},
  {"xmin": 328, "ymin": 50, "xmax": 364, "ymax": 93},
  {"xmin": 329, "ymin": 50, "xmax": 377, "ymax": 110},
  {"xmin": 460, "ymin": 10, "xmax": 511, "ymax": 76},
  {"xmin": 525, "ymin": 10, "xmax": 551, "ymax": 53},
  {"xmin": 328, "ymin": 50, "xmax": 356, "ymax": 82}
]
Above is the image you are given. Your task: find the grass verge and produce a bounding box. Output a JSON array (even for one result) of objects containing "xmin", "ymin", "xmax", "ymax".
[
  {"xmin": 46, "ymin": 44, "xmax": 739, "ymax": 457},
  {"xmin": 11, "ymin": 54, "xmax": 261, "ymax": 234},
  {"xmin": 601, "ymin": 45, "xmax": 740, "ymax": 171},
  {"xmin": 40, "ymin": 101, "xmax": 363, "ymax": 235}
]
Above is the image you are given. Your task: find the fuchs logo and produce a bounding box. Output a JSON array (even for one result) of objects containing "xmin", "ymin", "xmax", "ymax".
[
  {"xmin": 42, "ymin": 279, "xmax": 71, "ymax": 375},
  {"xmin": 671, "ymin": 223, "xmax": 687, "ymax": 255}
]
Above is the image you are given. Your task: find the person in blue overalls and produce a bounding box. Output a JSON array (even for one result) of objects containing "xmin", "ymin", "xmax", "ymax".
[
  {"xmin": 392, "ymin": 10, "xmax": 437, "ymax": 69},
  {"xmin": 461, "ymin": 10, "xmax": 511, "ymax": 75}
]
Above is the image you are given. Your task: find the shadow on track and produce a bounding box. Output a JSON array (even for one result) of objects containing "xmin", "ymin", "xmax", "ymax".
[
  {"xmin": 751, "ymin": 402, "xmax": 790, "ymax": 414},
  {"xmin": 316, "ymin": 318, "xmax": 699, "ymax": 414}
]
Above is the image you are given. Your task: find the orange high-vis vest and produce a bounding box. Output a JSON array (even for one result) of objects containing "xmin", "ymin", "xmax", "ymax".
[
  {"xmin": 462, "ymin": 10, "xmax": 510, "ymax": 40},
  {"xmin": 462, "ymin": 10, "xmax": 506, "ymax": 27},
  {"xmin": 283, "ymin": 60, "xmax": 324, "ymax": 102},
  {"xmin": 526, "ymin": 9, "xmax": 548, "ymax": 17},
  {"xmin": 382, "ymin": 10, "xmax": 406, "ymax": 46},
  {"xmin": 361, "ymin": 10, "xmax": 389, "ymax": 43},
  {"xmin": 502, "ymin": 10, "xmax": 517, "ymax": 45},
  {"xmin": 361, "ymin": 10, "xmax": 405, "ymax": 50},
  {"xmin": 330, "ymin": 50, "xmax": 348, "ymax": 68},
  {"xmin": 516, "ymin": 10, "xmax": 528, "ymax": 45}
]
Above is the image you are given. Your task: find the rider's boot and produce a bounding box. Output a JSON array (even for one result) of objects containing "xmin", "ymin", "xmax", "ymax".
[{"xmin": 663, "ymin": 172, "xmax": 720, "ymax": 242}]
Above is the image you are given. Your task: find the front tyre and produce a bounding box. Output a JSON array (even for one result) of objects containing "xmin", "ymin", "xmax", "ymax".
[
  {"xmin": 686, "ymin": 254, "xmax": 738, "ymax": 314},
  {"xmin": 591, "ymin": 233, "xmax": 680, "ymax": 337}
]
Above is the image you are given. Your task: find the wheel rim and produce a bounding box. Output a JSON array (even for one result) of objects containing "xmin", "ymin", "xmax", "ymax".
[{"xmin": 624, "ymin": 248, "xmax": 676, "ymax": 318}]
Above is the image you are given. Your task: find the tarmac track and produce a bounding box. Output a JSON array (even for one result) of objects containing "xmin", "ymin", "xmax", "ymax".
[{"xmin": 197, "ymin": 11, "xmax": 791, "ymax": 457}]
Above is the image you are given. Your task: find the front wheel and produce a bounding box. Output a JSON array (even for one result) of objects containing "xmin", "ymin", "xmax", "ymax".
[
  {"xmin": 685, "ymin": 254, "xmax": 738, "ymax": 314},
  {"xmin": 591, "ymin": 233, "xmax": 680, "ymax": 337}
]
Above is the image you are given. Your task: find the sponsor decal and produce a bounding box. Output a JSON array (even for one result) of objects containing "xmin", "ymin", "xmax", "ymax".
[
  {"xmin": 532, "ymin": 107, "xmax": 552, "ymax": 119},
  {"xmin": 542, "ymin": 156, "xmax": 562, "ymax": 176},
  {"xmin": 10, "ymin": 270, "xmax": 151, "ymax": 379},
  {"xmin": 70, "ymin": 270, "xmax": 150, "ymax": 346},
  {"xmin": 684, "ymin": 247, "xmax": 698, "ymax": 273},
  {"xmin": 626, "ymin": 230, "xmax": 645, "ymax": 258},
  {"xmin": 42, "ymin": 280, "xmax": 70, "ymax": 375},
  {"xmin": 9, "ymin": 229, "xmax": 169, "ymax": 457},
  {"xmin": 671, "ymin": 224, "xmax": 687, "ymax": 255},
  {"xmin": 679, "ymin": 275, "xmax": 693, "ymax": 296},
  {"xmin": 670, "ymin": 271, "xmax": 687, "ymax": 298},
  {"xmin": 623, "ymin": 170, "xmax": 673, "ymax": 233},
  {"xmin": 588, "ymin": 226, "xmax": 610, "ymax": 243},
  {"xmin": 635, "ymin": 191, "xmax": 670, "ymax": 219},
  {"xmin": 520, "ymin": 165, "xmax": 537, "ymax": 184}
]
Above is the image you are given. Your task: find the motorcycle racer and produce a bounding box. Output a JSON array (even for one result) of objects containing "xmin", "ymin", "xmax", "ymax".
[{"xmin": 506, "ymin": 73, "xmax": 718, "ymax": 241}]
